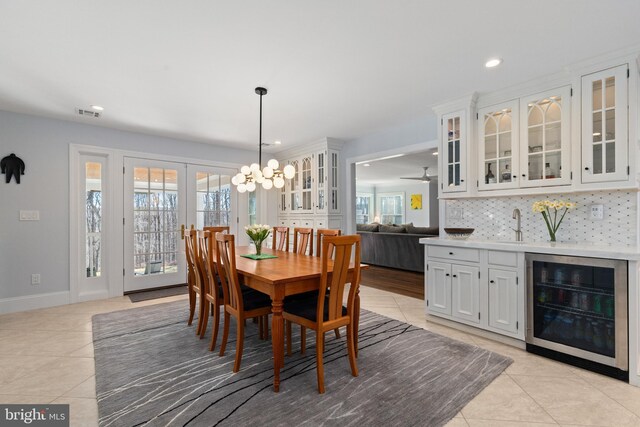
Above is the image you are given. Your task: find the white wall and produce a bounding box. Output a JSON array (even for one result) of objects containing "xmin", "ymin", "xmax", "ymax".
[{"xmin": 0, "ymin": 110, "xmax": 254, "ymax": 303}]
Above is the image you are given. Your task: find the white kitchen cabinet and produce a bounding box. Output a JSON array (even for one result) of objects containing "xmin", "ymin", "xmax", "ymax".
[
  {"xmin": 276, "ymin": 138, "xmax": 343, "ymax": 235},
  {"xmin": 478, "ymin": 100, "xmax": 519, "ymax": 190},
  {"xmin": 520, "ymin": 86, "xmax": 572, "ymax": 187},
  {"xmin": 488, "ymin": 268, "xmax": 519, "ymax": 335},
  {"xmin": 581, "ymin": 64, "xmax": 629, "ymax": 183},
  {"xmin": 426, "ymin": 261, "xmax": 452, "ymax": 316},
  {"xmin": 425, "ymin": 244, "xmax": 524, "ymax": 340},
  {"xmin": 451, "ymin": 264, "xmax": 480, "ymax": 323}
]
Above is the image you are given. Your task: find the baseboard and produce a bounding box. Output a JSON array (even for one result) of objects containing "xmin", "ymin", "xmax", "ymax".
[
  {"xmin": 426, "ymin": 314, "xmax": 526, "ymax": 349},
  {"xmin": 0, "ymin": 291, "xmax": 70, "ymax": 314}
]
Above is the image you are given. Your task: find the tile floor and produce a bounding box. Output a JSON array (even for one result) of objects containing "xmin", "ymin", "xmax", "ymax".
[{"xmin": 1, "ymin": 286, "xmax": 639, "ymax": 427}]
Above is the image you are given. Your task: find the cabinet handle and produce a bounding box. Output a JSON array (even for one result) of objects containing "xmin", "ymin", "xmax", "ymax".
[
  {"xmin": 445, "ymin": 273, "xmax": 450, "ymax": 277},
  {"xmin": 584, "ymin": 167, "xmax": 590, "ymax": 171},
  {"xmin": 521, "ymin": 174, "xmax": 526, "ymax": 177},
  {"xmin": 512, "ymin": 175, "xmax": 517, "ymax": 179},
  {"xmin": 452, "ymin": 274, "xmax": 457, "ymax": 278},
  {"xmin": 460, "ymin": 179, "xmax": 465, "ymax": 182},
  {"xmin": 489, "ymin": 280, "xmax": 495, "ymax": 283}
]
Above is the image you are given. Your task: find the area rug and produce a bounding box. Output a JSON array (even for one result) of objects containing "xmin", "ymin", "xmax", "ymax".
[
  {"xmin": 93, "ymin": 301, "xmax": 511, "ymax": 427},
  {"xmin": 127, "ymin": 285, "xmax": 188, "ymax": 303}
]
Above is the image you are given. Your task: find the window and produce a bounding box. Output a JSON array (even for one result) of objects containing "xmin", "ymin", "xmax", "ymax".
[
  {"xmin": 85, "ymin": 162, "xmax": 102, "ymax": 277},
  {"xmin": 377, "ymin": 192, "xmax": 405, "ymax": 224},
  {"xmin": 355, "ymin": 193, "xmax": 373, "ymax": 224},
  {"xmin": 196, "ymin": 173, "xmax": 231, "ymax": 228}
]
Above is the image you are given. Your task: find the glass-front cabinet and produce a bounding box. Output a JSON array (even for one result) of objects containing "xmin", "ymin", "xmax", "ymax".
[
  {"xmin": 581, "ymin": 65, "xmax": 628, "ymax": 183},
  {"xmin": 478, "ymin": 100, "xmax": 519, "ymax": 190},
  {"xmin": 300, "ymin": 155, "xmax": 313, "ymax": 212},
  {"xmin": 520, "ymin": 86, "xmax": 571, "ymax": 188},
  {"xmin": 316, "ymin": 150, "xmax": 326, "ymax": 213},
  {"xmin": 442, "ymin": 111, "xmax": 467, "ymax": 193}
]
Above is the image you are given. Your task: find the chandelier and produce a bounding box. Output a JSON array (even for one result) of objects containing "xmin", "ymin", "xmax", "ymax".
[{"xmin": 231, "ymin": 87, "xmax": 295, "ymax": 193}]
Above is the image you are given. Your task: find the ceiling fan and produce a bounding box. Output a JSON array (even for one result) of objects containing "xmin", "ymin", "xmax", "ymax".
[{"xmin": 400, "ymin": 166, "xmax": 432, "ymax": 182}]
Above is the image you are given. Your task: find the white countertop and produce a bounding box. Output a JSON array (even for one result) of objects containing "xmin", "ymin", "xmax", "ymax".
[{"xmin": 419, "ymin": 237, "xmax": 640, "ymax": 260}]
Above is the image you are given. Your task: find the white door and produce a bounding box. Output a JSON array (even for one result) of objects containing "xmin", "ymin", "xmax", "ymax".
[
  {"xmin": 488, "ymin": 269, "xmax": 519, "ymax": 334},
  {"xmin": 186, "ymin": 164, "xmax": 237, "ymax": 231},
  {"xmin": 124, "ymin": 158, "xmax": 186, "ymax": 292},
  {"xmin": 451, "ymin": 264, "xmax": 480, "ymax": 324},
  {"xmin": 426, "ymin": 261, "xmax": 452, "ymax": 315}
]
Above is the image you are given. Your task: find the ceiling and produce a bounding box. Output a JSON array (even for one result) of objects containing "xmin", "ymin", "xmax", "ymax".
[
  {"xmin": 1, "ymin": 2, "xmax": 640, "ymax": 151},
  {"xmin": 356, "ymin": 147, "xmax": 439, "ymax": 186}
]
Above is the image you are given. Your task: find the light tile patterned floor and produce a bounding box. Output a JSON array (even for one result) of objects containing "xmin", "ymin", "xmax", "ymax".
[{"xmin": 1, "ymin": 287, "xmax": 639, "ymax": 427}]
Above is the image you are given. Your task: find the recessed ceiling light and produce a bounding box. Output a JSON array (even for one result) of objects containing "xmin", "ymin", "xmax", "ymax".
[
  {"xmin": 91, "ymin": 105, "xmax": 104, "ymax": 111},
  {"xmin": 274, "ymin": 140, "xmax": 282, "ymax": 145},
  {"xmin": 485, "ymin": 58, "xmax": 502, "ymax": 68},
  {"xmin": 432, "ymin": 151, "xmax": 438, "ymax": 156},
  {"xmin": 364, "ymin": 163, "xmax": 370, "ymax": 167}
]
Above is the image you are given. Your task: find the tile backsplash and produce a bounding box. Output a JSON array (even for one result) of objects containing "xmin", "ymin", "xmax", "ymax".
[{"xmin": 445, "ymin": 191, "xmax": 638, "ymax": 246}]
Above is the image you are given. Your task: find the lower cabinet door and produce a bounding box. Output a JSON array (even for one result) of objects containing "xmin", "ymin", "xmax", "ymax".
[
  {"xmin": 427, "ymin": 261, "xmax": 452, "ymax": 316},
  {"xmin": 451, "ymin": 264, "xmax": 480, "ymax": 323},
  {"xmin": 488, "ymin": 268, "xmax": 519, "ymax": 334}
]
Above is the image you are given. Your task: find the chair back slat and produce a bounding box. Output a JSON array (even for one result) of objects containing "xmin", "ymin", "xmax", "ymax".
[
  {"xmin": 318, "ymin": 235, "xmax": 361, "ymax": 324},
  {"xmin": 272, "ymin": 226, "xmax": 289, "ymax": 251},
  {"xmin": 315, "ymin": 228, "xmax": 341, "ymax": 258},
  {"xmin": 293, "ymin": 227, "xmax": 313, "ymax": 256},
  {"xmin": 204, "ymin": 226, "xmax": 230, "ymax": 235},
  {"xmin": 195, "ymin": 230, "xmax": 210, "ymax": 295},
  {"xmin": 185, "ymin": 229, "xmax": 203, "ymax": 293},
  {"xmin": 215, "ymin": 233, "xmax": 243, "ymax": 312}
]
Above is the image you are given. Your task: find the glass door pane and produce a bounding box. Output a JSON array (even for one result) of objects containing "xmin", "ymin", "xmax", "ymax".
[
  {"xmin": 85, "ymin": 162, "xmax": 102, "ymax": 278},
  {"xmin": 532, "ymin": 260, "xmax": 616, "ymax": 358}
]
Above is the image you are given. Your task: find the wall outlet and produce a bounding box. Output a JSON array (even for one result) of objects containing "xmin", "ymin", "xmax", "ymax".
[
  {"xmin": 449, "ymin": 207, "xmax": 463, "ymax": 220},
  {"xmin": 31, "ymin": 274, "xmax": 41, "ymax": 285},
  {"xmin": 590, "ymin": 204, "xmax": 604, "ymax": 220},
  {"xmin": 20, "ymin": 210, "xmax": 40, "ymax": 221}
]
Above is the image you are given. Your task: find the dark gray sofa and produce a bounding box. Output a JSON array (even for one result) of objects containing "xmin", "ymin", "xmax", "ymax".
[{"xmin": 356, "ymin": 224, "xmax": 439, "ymax": 273}]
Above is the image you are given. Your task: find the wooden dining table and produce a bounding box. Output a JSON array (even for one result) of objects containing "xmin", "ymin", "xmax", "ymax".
[{"xmin": 234, "ymin": 245, "xmax": 364, "ymax": 392}]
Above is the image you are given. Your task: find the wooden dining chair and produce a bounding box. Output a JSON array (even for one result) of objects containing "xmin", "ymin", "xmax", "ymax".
[
  {"xmin": 289, "ymin": 228, "xmax": 342, "ymax": 355},
  {"xmin": 283, "ymin": 234, "xmax": 361, "ymax": 393},
  {"xmin": 185, "ymin": 228, "xmax": 205, "ymax": 336},
  {"xmin": 293, "ymin": 227, "xmax": 314, "ymax": 256},
  {"xmin": 216, "ymin": 233, "xmax": 273, "ymax": 372},
  {"xmin": 272, "ymin": 226, "xmax": 290, "ymax": 251},
  {"xmin": 194, "ymin": 230, "xmax": 223, "ymax": 347},
  {"xmin": 315, "ymin": 228, "xmax": 341, "ymax": 259}
]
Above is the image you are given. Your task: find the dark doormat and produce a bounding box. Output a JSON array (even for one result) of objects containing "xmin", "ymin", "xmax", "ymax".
[{"xmin": 127, "ymin": 285, "xmax": 188, "ymax": 303}]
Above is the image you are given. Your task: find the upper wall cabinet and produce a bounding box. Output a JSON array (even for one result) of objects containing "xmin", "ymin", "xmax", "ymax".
[
  {"xmin": 581, "ymin": 64, "xmax": 628, "ymax": 183},
  {"xmin": 442, "ymin": 111, "xmax": 468, "ymax": 193},
  {"xmin": 520, "ymin": 86, "xmax": 572, "ymax": 187},
  {"xmin": 478, "ymin": 100, "xmax": 519, "ymax": 190}
]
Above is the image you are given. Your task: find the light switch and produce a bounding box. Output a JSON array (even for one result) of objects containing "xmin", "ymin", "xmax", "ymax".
[
  {"xmin": 590, "ymin": 204, "xmax": 604, "ymax": 220},
  {"xmin": 19, "ymin": 210, "xmax": 40, "ymax": 221}
]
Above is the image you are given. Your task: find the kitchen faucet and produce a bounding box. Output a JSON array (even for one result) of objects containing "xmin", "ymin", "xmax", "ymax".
[{"xmin": 512, "ymin": 208, "xmax": 523, "ymax": 241}]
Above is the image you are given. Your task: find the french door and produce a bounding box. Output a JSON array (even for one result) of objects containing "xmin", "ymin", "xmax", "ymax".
[
  {"xmin": 124, "ymin": 158, "xmax": 186, "ymax": 292},
  {"xmin": 124, "ymin": 159, "xmax": 237, "ymax": 292}
]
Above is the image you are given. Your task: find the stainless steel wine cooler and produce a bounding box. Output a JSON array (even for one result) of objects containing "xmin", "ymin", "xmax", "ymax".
[{"xmin": 526, "ymin": 253, "xmax": 628, "ymax": 379}]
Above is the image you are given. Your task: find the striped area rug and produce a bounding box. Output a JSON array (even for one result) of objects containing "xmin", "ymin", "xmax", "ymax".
[{"xmin": 93, "ymin": 301, "xmax": 511, "ymax": 427}]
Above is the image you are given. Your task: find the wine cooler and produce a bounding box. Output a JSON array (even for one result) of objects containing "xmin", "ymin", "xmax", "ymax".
[{"xmin": 526, "ymin": 253, "xmax": 628, "ymax": 380}]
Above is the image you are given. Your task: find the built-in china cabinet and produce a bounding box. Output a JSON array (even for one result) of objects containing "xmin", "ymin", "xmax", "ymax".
[
  {"xmin": 434, "ymin": 56, "xmax": 637, "ymax": 199},
  {"xmin": 276, "ymin": 138, "xmax": 343, "ymax": 239}
]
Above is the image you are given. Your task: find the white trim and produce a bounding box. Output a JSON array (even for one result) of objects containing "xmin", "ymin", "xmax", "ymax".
[{"xmin": 0, "ymin": 291, "xmax": 70, "ymax": 314}]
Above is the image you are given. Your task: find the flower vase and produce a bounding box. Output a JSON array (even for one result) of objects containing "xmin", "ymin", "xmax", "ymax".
[
  {"xmin": 548, "ymin": 231, "xmax": 556, "ymax": 242},
  {"xmin": 254, "ymin": 240, "xmax": 262, "ymax": 256}
]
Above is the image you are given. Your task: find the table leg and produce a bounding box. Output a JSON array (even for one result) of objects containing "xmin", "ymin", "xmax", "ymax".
[{"xmin": 271, "ymin": 297, "xmax": 284, "ymax": 392}]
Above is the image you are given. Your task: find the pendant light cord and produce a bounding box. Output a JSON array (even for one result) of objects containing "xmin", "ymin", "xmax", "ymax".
[{"xmin": 258, "ymin": 90, "xmax": 262, "ymax": 168}]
